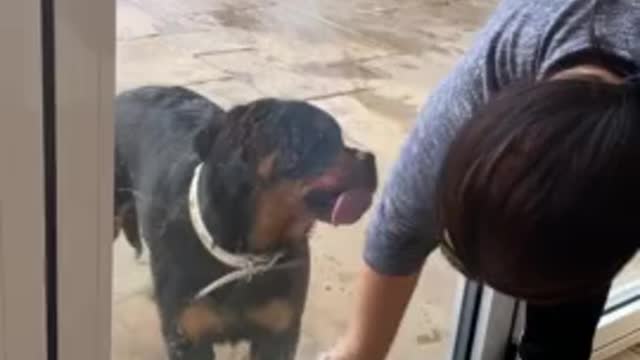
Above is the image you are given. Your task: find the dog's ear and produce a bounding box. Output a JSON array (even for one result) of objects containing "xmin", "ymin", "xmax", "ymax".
[{"xmin": 195, "ymin": 104, "xmax": 252, "ymax": 161}]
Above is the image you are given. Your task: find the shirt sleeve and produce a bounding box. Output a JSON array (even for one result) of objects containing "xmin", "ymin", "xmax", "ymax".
[
  {"xmin": 362, "ymin": 0, "xmax": 624, "ymax": 276},
  {"xmin": 363, "ymin": 54, "xmax": 487, "ymax": 276}
]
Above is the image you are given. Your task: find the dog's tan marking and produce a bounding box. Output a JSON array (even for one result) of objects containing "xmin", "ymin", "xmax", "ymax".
[
  {"xmin": 178, "ymin": 303, "xmax": 225, "ymax": 342},
  {"xmin": 247, "ymin": 298, "xmax": 294, "ymax": 333},
  {"xmin": 251, "ymin": 180, "xmax": 313, "ymax": 251},
  {"xmin": 257, "ymin": 152, "xmax": 278, "ymax": 179}
]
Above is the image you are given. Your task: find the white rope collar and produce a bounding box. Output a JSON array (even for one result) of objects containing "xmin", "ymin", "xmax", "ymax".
[{"xmin": 189, "ymin": 163, "xmax": 295, "ymax": 299}]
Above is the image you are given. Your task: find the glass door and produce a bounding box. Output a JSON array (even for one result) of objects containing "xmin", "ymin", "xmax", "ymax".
[
  {"xmin": 49, "ymin": 0, "xmax": 496, "ymax": 359},
  {"xmin": 109, "ymin": 1, "xmax": 491, "ymax": 359},
  {"xmin": 27, "ymin": 0, "xmax": 640, "ymax": 359}
]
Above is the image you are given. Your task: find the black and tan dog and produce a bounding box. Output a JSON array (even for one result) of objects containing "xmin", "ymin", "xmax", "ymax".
[{"xmin": 114, "ymin": 86, "xmax": 377, "ymax": 360}]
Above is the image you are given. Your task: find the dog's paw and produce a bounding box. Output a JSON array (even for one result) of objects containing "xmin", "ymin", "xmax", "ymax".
[{"xmin": 167, "ymin": 331, "xmax": 191, "ymax": 359}]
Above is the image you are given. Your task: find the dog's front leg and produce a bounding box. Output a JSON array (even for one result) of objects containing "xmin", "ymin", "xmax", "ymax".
[
  {"xmin": 156, "ymin": 280, "xmax": 221, "ymax": 360},
  {"xmin": 250, "ymin": 327, "xmax": 301, "ymax": 360},
  {"xmin": 163, "ymin": 310, "xmax": 218, "ymax": 360},
  {"xmin": 158, "ymin": 303, "xmax": 216, "ymax": 360},
  {"xmin": 166, "ymin": 336, "xmax": 215, "ymax": 360}
]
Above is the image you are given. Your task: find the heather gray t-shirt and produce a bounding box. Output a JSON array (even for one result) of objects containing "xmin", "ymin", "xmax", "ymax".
[{"xmin": 364, "ymin": 0, "xmax": 640, "ymax": 276}]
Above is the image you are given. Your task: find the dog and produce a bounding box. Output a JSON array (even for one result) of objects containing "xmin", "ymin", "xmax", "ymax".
[{"xmin": 113, "ymin": 86, "xmax": 377, "ymax": 360}]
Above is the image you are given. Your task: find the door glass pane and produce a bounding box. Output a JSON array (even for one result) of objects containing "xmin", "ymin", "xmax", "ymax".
[
  {"xmin": 611, "ymin": 254, "xmax": 640, "ymax": 293},
  {"xmin": 597, "ymin": 253, "xmax": 640, "ymax": 359},
  {"xmin": 0, "ymin": 0, "xmax": 49, "ymax": 353},
  {"xmin": 112, "ymin": 0, "xmax": 494, "ymax": 359}
]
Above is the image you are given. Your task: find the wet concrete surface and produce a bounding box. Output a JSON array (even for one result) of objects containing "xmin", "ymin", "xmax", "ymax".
[{"xmin": 112, "ymin": 0, "xmax": 640, "ymax": 359}]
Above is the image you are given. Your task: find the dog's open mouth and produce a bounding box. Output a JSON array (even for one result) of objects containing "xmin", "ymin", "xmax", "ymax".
[
  {"xmin": 331, "ymin": 189, "xmax": 373, "ymax": 224},
  {"xmin": 305, "ymin": 188, "xmax": 374, "ymax": 225},
  {"xmin": 303, "ymin": 149, "xmax": 377, "ymax": 225}
]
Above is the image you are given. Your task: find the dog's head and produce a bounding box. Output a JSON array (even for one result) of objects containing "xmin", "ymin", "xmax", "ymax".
[{"xmin": 194, "ymin": 99, "xmax": 377, "ymax": 252}]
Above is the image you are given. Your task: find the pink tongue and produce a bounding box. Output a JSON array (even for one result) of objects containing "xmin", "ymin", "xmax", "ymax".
[{"xmin": 331, "ymin": 189, "xmax": 373, "ymax": 225}]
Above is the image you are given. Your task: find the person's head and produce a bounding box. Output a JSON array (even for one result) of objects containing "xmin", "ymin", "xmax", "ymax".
[{"xmin": 436, "ymin": 66, "xmax": 640, "ymax": 304}]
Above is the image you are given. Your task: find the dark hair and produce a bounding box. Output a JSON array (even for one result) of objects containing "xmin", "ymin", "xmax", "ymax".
[{"xmin": 436, "ymin": 78, "xmax": 640, "ymax": 302}]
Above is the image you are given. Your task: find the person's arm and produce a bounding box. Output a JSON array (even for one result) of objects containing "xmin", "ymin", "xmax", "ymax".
[
  {"xmin": 323, "ymin": 32, "xmax": 494, "ymax": 360},
  {"xmin": 321, "ymin": 81, "xmax": 479, "ymax": 359},
  {"xmin": 322, "ymin": 262, "xmax": 419, "ymax": 360},
  {"xmin": 320, "ymin": 1, "xmax": 562, "ymax": 356}
]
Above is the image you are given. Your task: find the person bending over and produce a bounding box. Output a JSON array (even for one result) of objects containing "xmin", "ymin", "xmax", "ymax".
[{"xmin": 324, "ymin": 0, "xmax": 640, "ymax": 359}]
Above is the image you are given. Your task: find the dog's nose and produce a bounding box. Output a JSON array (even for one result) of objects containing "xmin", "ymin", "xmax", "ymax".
[
  {"xmin": 359, "ymin": 151, "xmax": 375, "ymax": 168},
  {"xmin": 356, "ymin": 150, "xmax": 374, "ymax": 163}
]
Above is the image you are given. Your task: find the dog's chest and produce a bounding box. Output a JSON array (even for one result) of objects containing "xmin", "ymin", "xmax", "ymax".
[{"xmin": 179, "ymin": 282, "xmax": 303, "ymax": 343}]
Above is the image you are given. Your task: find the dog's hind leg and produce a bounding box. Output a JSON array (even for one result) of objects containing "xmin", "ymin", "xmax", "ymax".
[
  {"xmin": 120, "ymin": 201, "xmax": 143, "ymax": 256},
  {"xmin": 114, "ymin": 154, "xmax": 143, "ymax": 255}
]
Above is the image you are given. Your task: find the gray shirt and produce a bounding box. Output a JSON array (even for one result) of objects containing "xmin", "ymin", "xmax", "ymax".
[{"xmin": 364, "ymin": 0, "xmax": 640, "ymax": 276}]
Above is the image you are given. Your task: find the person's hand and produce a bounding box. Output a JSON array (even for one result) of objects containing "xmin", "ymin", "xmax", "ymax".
[
  {"xmin": 317, "ymin": 336, "xmax": 365, "ymax": 360},
  {"xmin": 317, "ymin": 263, "xmax": 420, "ymax": 360},
  {"xmin": 317, "ymin": 343, "xmax": 357, "ymax": 360}
]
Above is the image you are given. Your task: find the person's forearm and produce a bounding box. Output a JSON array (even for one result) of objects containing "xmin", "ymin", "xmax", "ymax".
[{"xmin": 334, "ymin": 261, "xmax": 420, "ymax": 360}]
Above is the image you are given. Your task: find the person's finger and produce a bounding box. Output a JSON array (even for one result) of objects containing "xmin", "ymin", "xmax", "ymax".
[{"xmin": 317, "ymin": 350, "xmax": 342, "ymax": 360}]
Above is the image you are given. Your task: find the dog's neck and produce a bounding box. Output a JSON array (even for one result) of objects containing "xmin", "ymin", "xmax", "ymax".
[
  {"xmin": 194, "ymin": 162, "xmax": 312, "ymax": 256},
  {"xmin": 196, "ymin": 163, "xmax": 254, "ymax": 254}
]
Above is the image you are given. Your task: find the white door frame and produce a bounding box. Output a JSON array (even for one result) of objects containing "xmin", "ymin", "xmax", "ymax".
[
  {"xmin": 448, "ymin": 285, "xmax": 520, "ymax": 360},
  {"xmin": 53, "ymin": 0, "xmax": 115, "ymax": 356},
  {"xmin": 0, "ymin": 0, "xmax": 49, "ymax": 359},
  {"xmin": 454, "ymin": 281, "xmax": 640, "ymax": 360}
]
